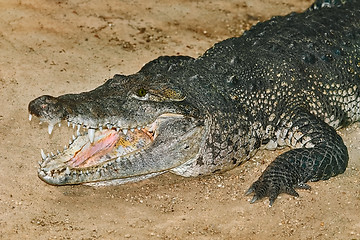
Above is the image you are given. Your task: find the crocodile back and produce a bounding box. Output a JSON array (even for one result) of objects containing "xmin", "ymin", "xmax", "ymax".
[{"xmin": 196, "ymin": 0, "xmax": 360, "ymax": 129}]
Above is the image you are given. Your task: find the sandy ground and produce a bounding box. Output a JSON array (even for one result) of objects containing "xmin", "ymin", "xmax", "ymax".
[{"xmin": 0, "ymin": 0, "xmax": 359, "ymax": 239}]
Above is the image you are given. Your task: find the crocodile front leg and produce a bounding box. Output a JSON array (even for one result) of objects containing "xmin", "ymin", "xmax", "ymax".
[{"xmin": 246, "ymin": 108, "xmax": 349, "ymax": 206}]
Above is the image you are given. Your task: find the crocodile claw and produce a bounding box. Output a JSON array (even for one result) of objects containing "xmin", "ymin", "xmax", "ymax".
[{"xmin": 246, "ymin": 179, "xmax": 311, "ymax": 207}]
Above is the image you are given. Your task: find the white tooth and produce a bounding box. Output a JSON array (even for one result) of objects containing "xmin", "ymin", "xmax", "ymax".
[
  {"xmin": 130, "ymin": 128, "xmax": 135, "ymax": 132},
  {"xmin": 58, "ymin": 122, "xmax": 61, "ymax": 127},
  {"xmin": 41, "ymin": 149, "xmax": 46, "ymax": 160},
  {"xmin": 99, "ymin": 126, "xmax": 103, "ymax": 131},
  {"xmin": 64, "ymin": 145, "xmax": 67, "ymax": 150},
  {"xmin": 122, "ymin": 129, "xmax": 128, "ymax": 135},
  {"xmin": 57, "ymin": 150, "xmax": 61, "ymax": 154},
  {"xmin": 107, "ymin": 124, "xmax": 112, "ymax": 129},
  {"xmin": 116, "ymin": 127, "xmax": 120, "ymax": 132},
  {"xmin": 69, "ymin": 139, "xmax": 72, "ymax": 145},
  {"xmin": 48, "ymin": 124, "xmax": 54, "ymax": 134},
  {"xmin": 148, "ymin": 122, "xmax": 156, "ymax": 132},
  {"xmin": 29, "ymin": 114, "xmax": 32, "ymax": 121},
  {"xmin": 72, "ymin": 123, "xmax": 75, "ymax": 128},
  {"xmin": 88, "ymin": 128, "xmax": 95, "ymax": 143},
  {"xmin": 51, "ymin": 152, "xmax": 54, "ymax": 156},
  {"xmin": 65, "ymin": 167, "xmax": 71, "ymax": 175},
  {"xmin": 67, "ymin": 121, "xmax": 70, "ymax": 127},
  {"xmin": 77, "ymin": 124, "xmax": 81, "ymax": 136},
  {"xmin": 72, "ymin": 135, "xmax": 76, "ymax": 141}
]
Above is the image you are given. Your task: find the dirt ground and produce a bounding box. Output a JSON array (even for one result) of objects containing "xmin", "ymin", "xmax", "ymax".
[{"xmin": 0, "ymin": 0, "xmax": 359, "ymax": 239}]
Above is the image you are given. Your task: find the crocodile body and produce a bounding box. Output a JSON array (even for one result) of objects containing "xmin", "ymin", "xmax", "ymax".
[{"xmin": 29, "ymin": 0, "xmax": 360, "ymax": 205}]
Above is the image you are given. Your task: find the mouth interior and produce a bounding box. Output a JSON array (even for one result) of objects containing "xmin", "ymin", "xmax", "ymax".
[{"xmin": 66, "ymin": 128, "xmax": 154, "ymax": 168}]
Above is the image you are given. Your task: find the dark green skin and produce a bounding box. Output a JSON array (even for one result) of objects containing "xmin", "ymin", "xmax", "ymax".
[{"xmin": 29, "ymin": 0, "xmax": 360, "ymax": 205}]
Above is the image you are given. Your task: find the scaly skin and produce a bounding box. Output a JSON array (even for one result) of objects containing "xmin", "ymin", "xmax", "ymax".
[{"xmin": 29, "ymin": 0, "xmax": 360, "ymax": 205}]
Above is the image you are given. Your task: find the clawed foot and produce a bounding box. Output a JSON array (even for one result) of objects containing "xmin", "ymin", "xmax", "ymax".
[{"xmin": 245, "ymin": 178, "xmax": 311, "ymax": 207}]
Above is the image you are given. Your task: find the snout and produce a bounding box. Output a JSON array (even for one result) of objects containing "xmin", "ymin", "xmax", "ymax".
[{"xmin": 28, "ymin": 95, "xmax": 66, "ymax": 122}]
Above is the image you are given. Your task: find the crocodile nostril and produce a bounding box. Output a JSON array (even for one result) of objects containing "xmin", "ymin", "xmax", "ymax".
[
  {"xmin": 28, "ymin": 95, "xmax": 66, "ymax": 121},
  {"xmin": 29, "ymin": 95, "xmax": 55, "ymax": 114}
]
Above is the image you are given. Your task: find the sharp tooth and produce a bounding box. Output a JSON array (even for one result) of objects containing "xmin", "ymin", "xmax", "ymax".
[
  {"xmin": 122, "ymin": 129, "xmax": 128, "ymax": 135},
  {"xmin": 64, "ymin": 145, "xmax": 67, "ymax": 150},
  {"xmin": 107, "ymin": 124, "xmax": 112, "ymax": 130},
  {"xmin": 48, "ymin": 124, "xmax": 54, "ymax": 134},
  {"xmin": 77, "ymin": 124, "xmax": 81, "ymax": 136},
  {"xmin": 99, "ymin": 126, "xmax": 103, "ymax": 131},
  {"xmin": 65, "ymin": 167, "xmax": 71, "ymax": 175},
  {"xmin": 130, "ymin": 128, "xmax": 135, "ymax": 132},
  {"xmin": 41, "ymin": 149, "xmax": 46, "ymax": 160},
  {"xmin": 72, "ymin": 123, "xmax": 75, "ymax": 128},
  {"xmin": 88, "ymin": 128, "xmax": 95, "ymax": 143},
  {"xmin": 137, "ymin": 126, "xmax": 141, "ymax": 130},
  {"xmin": 57, "ymin": 150, "xmax": 61, "ymax": 154},
  {"xmin": 51, "ymin": 152, "xmax": 54, "ymax": 156},
  {"xmin": 72, "ymin": 135, "xmax": 76, "ymax": 141},
  {"xmin": 69, "ymin": 139, "xmax": 72, "ymax": 145},
  {"xmin": 58, "ymin": 122, "xmax": 61, "ymax": 127},
  {"xmin": 29, "ymin": 114, "xmax": 32, "ymax": 121},
  {"xmin": 67, "ymin": 121, "xmax": 70, "ymax": 127},
  {"xmin": 148, "ymin": 122, "xmax": 156, "ymax": 132},
  {"xmin": 116, "ymin": 127, "xmax": 120, "ymax": 132}
]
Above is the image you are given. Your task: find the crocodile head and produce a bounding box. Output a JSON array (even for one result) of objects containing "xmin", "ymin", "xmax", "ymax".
[{"xmin": 28, "ymin": 56, "xmax": 207, "ymax": 185}]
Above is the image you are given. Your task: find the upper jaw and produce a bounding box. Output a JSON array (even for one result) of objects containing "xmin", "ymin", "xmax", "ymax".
[{"xmin": 28, "ymin": 94, "xmax": 187, "ymax": 142}]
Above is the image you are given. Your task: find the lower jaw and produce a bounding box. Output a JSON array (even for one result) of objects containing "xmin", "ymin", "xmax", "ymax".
[
  {"xmin": 83, "ymin": 171, "xmax": 167, "ymax": 186},
  {"xmin": 38, "ymin": 127, "xmax": 155, "ymax": 183}
]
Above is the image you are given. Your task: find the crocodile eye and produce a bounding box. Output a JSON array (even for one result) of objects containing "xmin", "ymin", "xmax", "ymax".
[{"xmin": 137, "ymin": 88, "xmax": 147, "ymax": 97}]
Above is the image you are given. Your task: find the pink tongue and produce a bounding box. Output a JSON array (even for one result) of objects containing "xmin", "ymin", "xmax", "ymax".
[{"xmin": 68, "ymin": 131, "xmax": 120, "ymax": 168}]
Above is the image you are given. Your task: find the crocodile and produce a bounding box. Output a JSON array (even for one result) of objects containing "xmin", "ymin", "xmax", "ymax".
[{"xmin": 28, "ymin": 0, "xmax": 360, "ymax": 206}]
